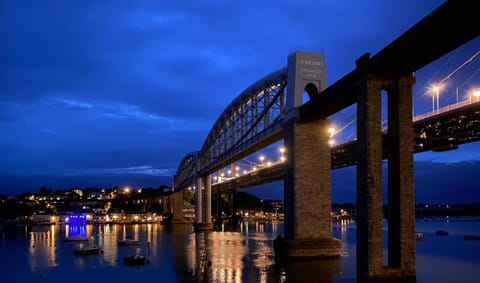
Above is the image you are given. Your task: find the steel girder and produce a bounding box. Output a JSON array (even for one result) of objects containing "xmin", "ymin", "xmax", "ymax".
[
  {"xmin": 198, "ymin": 68, "xmax": 288, "ymax": 175},
  {"xmin": 173, "ymin": 151, "xmax": 197, "ymax": 191}
]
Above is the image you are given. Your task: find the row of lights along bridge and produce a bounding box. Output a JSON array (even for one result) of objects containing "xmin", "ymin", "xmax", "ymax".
[
  {"xmin": 430, "ymin": 84, "xmax": 479, "ymax": 113},
  {"xmin": 184, "ymin": 85, "xmax": 479, "ymax": 190}
]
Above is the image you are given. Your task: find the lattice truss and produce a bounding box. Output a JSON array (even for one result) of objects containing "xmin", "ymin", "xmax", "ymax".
[
  {"xmin": 174, "ymin": 152, "xmax": 197, "ymax": 188},
  {"xmin": 199, "ymin": 70, "xmax": 287, "ymax": 171}
]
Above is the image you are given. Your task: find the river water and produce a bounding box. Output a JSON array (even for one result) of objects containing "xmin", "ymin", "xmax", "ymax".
[{"xmin": 0, "ymin": 219, "xmax": 479, "ymax": 283}]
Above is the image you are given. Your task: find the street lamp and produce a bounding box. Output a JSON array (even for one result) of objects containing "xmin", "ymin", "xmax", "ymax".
[
  {"xmin": 279, "ymin": 146, "xmax": 286, "ymax": 162},
  {"xmin": 431, "ymin": 85, "xmax": 440, "ymax": 113},
  {"xmin": 473, "ymin": 89, "xmax": 480, "ymax": 103},
  {"xmin": 328, "ymin": 127, "xmax": 336, "ymax": 147},
  {"xmin": 328, "ymin": 127, "xmax": 336, "ymax": 135},
  {"xmin": 259, "ymin": 155, "xmax": 265, "ymax": 167}
]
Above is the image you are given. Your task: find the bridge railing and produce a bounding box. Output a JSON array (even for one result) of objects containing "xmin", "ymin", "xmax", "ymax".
[
  {"xmin": 177, "ymin": 97, "xmax": 480, "ymax": 187},
  {"xmin": 413, "ymin": 98, "xmax": 477, "ymax": 122}
]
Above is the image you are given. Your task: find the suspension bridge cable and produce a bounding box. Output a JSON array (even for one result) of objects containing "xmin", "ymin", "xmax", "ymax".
[{"xmin": 439, "ymin": 50, "xmax": 480, "ymax": 84}]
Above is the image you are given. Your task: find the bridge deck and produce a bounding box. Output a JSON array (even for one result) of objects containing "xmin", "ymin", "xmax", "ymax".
[{"xmin": 213, "ymin": 101, "xmax": 480, "ymax": 192}]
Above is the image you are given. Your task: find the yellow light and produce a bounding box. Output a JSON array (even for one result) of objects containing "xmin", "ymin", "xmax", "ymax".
[{"xmin": 328, "ymin": 127, "xmax": 335, "ymax": 135}]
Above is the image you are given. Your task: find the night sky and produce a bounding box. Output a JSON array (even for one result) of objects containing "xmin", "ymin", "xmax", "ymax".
[{"xmin": 1, "ymin": 1, "xmax": 479, "ymax": 203}]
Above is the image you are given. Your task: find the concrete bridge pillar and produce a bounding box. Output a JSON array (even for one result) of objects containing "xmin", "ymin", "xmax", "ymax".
[
  {"xmin": 195, "ymin": 175, "xmax": 213, "ymax": 231},
  {"xmin": 194, "ymin": 178, "xmax": 202, "ymax": 224},
  {"xmin": 355, "ymin": 54, "xmax": 416, "ymax": 281},
  {"xmin": 171, "ymin": 190, "xmax": 185, "ymax": 223}
]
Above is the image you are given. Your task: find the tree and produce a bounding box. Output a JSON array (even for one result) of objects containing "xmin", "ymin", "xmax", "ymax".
[{"xmin": 39, "ymin": 186, "xmax": 52, "ymax": 195}]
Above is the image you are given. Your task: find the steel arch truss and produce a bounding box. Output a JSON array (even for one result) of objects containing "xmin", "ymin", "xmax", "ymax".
[
  {"xmin": 199, "ymin": 68, "xmax": 288, "ymax": 174},
  {"xmin": 173, "ymin": 151, "xmax": 197, "ymax": 190}
]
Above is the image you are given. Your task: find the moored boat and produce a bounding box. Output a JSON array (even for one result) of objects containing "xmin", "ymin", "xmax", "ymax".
[
  {"xmin": 64, "ymin": 236, "xmax": 89, "ymax": 242},
  {"xmin": 74, "ymin": 244, "xmax": 101, "ymax": 255},
  {"xmin": 123, "ymin": 255, "xmax": 148, "ymax": 265},
  {"xmin": 118, "ymin": 238, "xmax": 141, "ymax": 246},
  {"xmin": 464, "ymin": 234, "xmax": 480, "ymax": 240},
  {"xmin": 435, "ymin": 230, "xmax": 449, "ymax": 236},
  {"xmin": 414, "ymin": 232, "xmax": 425, "ymax": 240}
]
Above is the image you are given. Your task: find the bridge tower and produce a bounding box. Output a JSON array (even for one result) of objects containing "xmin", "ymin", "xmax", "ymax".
[
  {"xmin": 355, "ymin": 54, "xmax": 416, "ymax": 281},
  {"xmin": 274, "ymin": 51, "xmax": 342, "ymax": 259}
]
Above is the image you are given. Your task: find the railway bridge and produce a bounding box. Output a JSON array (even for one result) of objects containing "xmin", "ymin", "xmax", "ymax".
[{"xmin": 173, "ymin": 1, "xmax": 479, "ymax": 280}]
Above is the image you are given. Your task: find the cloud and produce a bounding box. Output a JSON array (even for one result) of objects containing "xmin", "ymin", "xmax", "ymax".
[
  {"xmin": 56, "ymin": 99, "xmax": 94, "ymax": 111},
  {"xmin": 70, "ymin": 165, "xmax": 175, "ymax": 177},
  {"xmin": 1, "ymin": 0, "xmax": 478, "ymax": 197}
]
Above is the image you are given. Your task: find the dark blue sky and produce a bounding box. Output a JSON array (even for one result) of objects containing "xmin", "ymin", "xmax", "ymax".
[{"xmin": 1, "ymin": 1, "xmax": 479, "ymax": 203}]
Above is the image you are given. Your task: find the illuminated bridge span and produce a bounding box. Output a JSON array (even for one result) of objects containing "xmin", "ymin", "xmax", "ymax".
[{"xmin": 173, "ymin": 1, "xmax": 478, "ymax": 281}]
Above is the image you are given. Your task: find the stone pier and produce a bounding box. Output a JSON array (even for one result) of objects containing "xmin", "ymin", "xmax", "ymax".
[
  {"xmin": 194, "ymin": 175, "xmax": 213, "ymax": 231},
  {"xmin": 274, "ymin": 51, "xmax": 341, "ymax": 259},
  {"xmin": 355, "ymin": 54, "xmax": 416, "ymax": 281},
  {"xmin": 275, "ymin": 117, "xmax": 341, "ymax": 259},
  {"xmin": 171, "ymin": 190, "xmax": 188, "ymax": 224}
]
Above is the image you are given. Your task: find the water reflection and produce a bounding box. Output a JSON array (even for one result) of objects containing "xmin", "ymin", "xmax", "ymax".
[
  {"xmin": 275, "ymin": 259, "xmax": 342, "ymax": 283},
  {"xmin": 65, "ymin": 223, "xmax": 90, "ymax": 238},
  {"xmin": 186, "ymin": 221, "xmax": 340, "ymax": 283},
  {"xmin": 28, "ymin": 225, "xmax": 58, "ymax": 271},
  {"xmin": 187, "ymin": 232, "xmax": 246, "ymax": 282},
  {"xmin": 2, "ymin": 220, "xmax": 476, "ymax": 282},
  {"xmin": 185, "ymin": 223, "xmax": 341, "ymax": 283}
]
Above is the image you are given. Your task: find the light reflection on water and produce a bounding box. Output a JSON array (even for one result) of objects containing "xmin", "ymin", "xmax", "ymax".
[{"xmin": 0, "ymin": 220, "xmax": 479, "ymax": 283}]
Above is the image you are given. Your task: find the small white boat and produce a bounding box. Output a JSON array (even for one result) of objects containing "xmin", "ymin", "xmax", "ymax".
[
  {"xmin": 118, "ymin": 238, "xmax": 141, "ymax": 246},
  {"xmin": 414, "ymin": 232, "xmax": 425, "ymax": 240}
]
